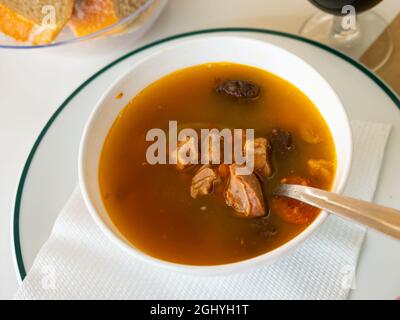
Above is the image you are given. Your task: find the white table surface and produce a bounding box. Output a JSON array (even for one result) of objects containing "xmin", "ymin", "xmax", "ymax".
[{"xmin": 1, "ymin": 0, "xmax": 399, "ymax": 300}]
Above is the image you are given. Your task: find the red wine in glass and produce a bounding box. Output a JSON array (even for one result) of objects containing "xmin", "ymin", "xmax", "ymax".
[{"xmin": 308, "ymin": 0, "xmax": 383, "ymax": 15}]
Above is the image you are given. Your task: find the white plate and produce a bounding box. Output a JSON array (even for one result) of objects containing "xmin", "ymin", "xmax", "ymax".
[{"xmin": 12, "ymin": 28, "xmax": 400, "ymax": 299}]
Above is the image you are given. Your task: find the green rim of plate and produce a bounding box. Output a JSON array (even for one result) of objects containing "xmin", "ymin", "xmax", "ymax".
[{"xmin": 13, "ymin": 27, "xmax": 400, "ymax": 281}]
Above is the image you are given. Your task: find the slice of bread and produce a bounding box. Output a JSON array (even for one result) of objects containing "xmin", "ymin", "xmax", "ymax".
[
  {"xmin": 69, "ymin": 0, "xmax": 147, "ymax": 37},
  {"xmin": 112, "ymin": 0, "xmax": 148, "ymax": 19},
  {"xmin": 0, "ymin": 0, "xmax": 74, "ymax": 44}
]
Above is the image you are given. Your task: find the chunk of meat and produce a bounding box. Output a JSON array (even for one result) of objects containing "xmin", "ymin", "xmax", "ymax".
[
  {"xmin": 171, "ymin": 137, "xmax": 198, "ymax": 171},
  {"xmin": 246, "ymin": 137, "xmax": 272, "ymax": 178},
  {"xmin": 308, "ymin": 159, "xmax": 334, "ymax": 181},
  {"xmin": 224, "ymin": 165, "xmax": 266, "ymax": 218},
  {"xmin": 270, "ymin": 176, "xmax": 319, "ymax": 225},
  {"xmin": 300, "ymin": 125, "xmax": 323, "ymax": 144},
  {"xmin": 190, "ymin": 165, "xmax": 219, "ymax": 199},
  {"xmin": 269, "ymin": 129, "xmax": 293, "ymax": 153},
  {"xmin": 216, "ymin": 80, "xmax": 260, "ymax": 100}
]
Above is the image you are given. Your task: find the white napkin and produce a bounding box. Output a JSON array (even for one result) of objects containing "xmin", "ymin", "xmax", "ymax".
[{"xmin": 15, "ymin": 121, "xmax": 391, "ymax": 300}]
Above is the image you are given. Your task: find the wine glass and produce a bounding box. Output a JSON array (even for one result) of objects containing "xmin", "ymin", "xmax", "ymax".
[{"xmin": 300, "ymin": 0, "xmax": 393, "ymax": 71}]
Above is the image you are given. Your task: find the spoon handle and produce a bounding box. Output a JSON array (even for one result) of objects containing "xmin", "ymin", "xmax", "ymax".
[{"xmin": 274, "ymin": 184, "xmax": 400, "ymax": 240}]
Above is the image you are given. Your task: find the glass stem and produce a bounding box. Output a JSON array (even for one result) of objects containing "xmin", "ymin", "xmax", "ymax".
[{"xmin": 331, "ymin": 15, "xmax": 360, "ymax": 42}]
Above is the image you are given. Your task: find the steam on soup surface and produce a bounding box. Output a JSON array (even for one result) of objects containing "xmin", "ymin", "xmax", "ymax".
[{"xmin": 99, "ymin": 63, "xmax": 336, "ymax": 265}]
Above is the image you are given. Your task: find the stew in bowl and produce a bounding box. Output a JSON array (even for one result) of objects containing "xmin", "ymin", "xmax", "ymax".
[{"xmin": 79, "ymin": 36, "xmax": 352, "ymax": 274}]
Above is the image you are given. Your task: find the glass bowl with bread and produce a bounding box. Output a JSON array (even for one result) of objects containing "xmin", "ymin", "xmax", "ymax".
[
  {"xmin": 79, "ymin": 36, "xmax": 352, "ymax": 274},
  {"xmin": 0, "ymin": 0, "xmax": 167, "ymax": 53}
]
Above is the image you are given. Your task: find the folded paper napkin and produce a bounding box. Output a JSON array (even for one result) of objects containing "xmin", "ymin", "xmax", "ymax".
[{"xmin": 16, "ymin": 121, "xmax": 391, "ymax": 300}]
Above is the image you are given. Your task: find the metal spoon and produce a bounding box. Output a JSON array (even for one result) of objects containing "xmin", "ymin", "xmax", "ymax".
[{"xmin": 274, "ymin": 184, "xmax": 400, "ymax": 240}]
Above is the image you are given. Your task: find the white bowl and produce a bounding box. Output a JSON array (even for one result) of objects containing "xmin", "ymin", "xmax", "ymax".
[{"xmin": 79, "ymin": 36, "xmax": 352, "ymax": 275}]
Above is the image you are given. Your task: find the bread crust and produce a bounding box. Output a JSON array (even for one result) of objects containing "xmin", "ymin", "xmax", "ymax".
[
  {"xmin": 69, "ymin": 0, "xmax": 149, "ymax": 37},
  {"xmin": 0, "ymin": 0, "xmax": 74, "ymax": 44}
]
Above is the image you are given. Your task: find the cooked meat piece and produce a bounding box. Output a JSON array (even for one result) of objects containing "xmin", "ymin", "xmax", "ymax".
[
  {"xmin": 270, "ymin": 176, "xmax": 319, "ymax": 225},
  {"xmin": 300, "ymin": 125, "xmax": 323, "ymax": 144},
  {"xmin": 308, "ymin": 159, "xmax": 334, "ymax": 181},
  {"xmin": 216, "ymin": 80, "xmax": 260, "ymax": 100},
  {"xmin": 246, "ymin": 137, "xmax": 272, "ymax": 178},
  {"xmin": 270, "ymin": 129, "xmax": 293, "ymax": 153},
  {"xmin": 225, "ymin": 165, "xmax": 266, "ymax": 218},
  {"xmin": 190, "ymin": 165, "xmax": 219, "ymax": 199},
  {"xmin": 171, "ymin": 137, "xmax": 198, "ymax": 171}
]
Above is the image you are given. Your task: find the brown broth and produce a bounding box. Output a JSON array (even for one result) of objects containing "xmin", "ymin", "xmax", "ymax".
[{"xmin": 99, "ymin": 63, "xmax": 336, "ymax": 265}]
